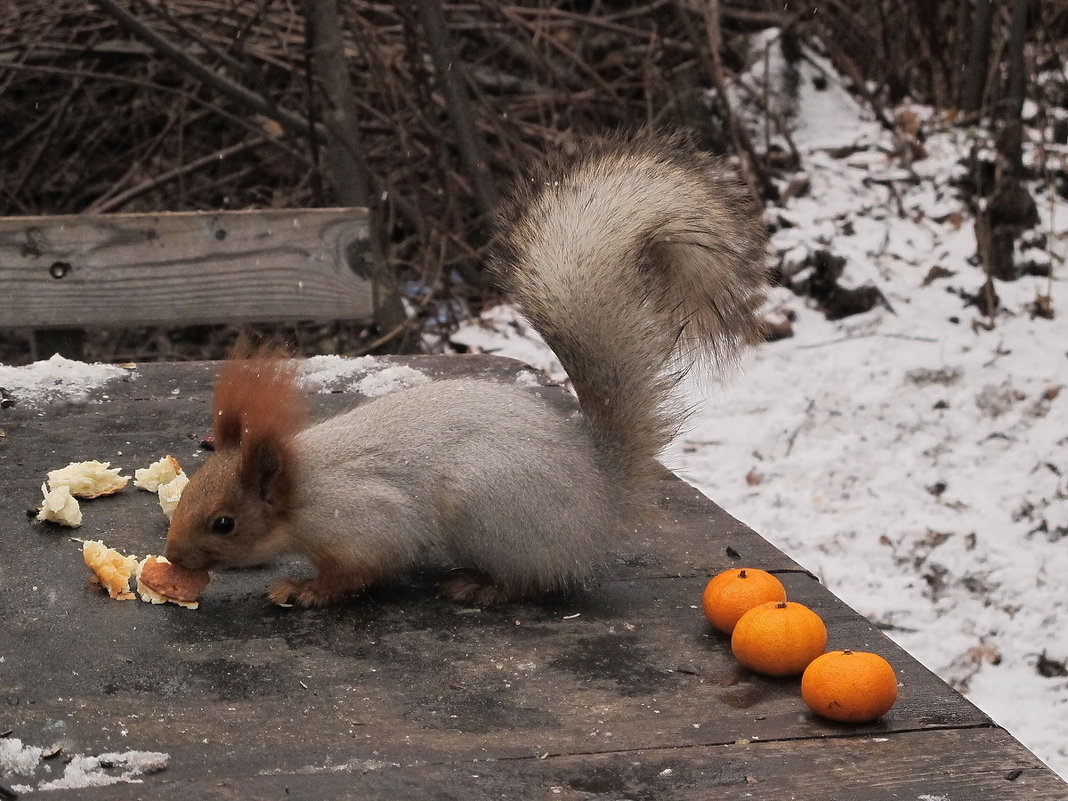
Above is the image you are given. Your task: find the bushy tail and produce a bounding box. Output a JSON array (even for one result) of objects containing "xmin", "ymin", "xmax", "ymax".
[{"xmin": 492, "ymin": 134, "xmax": 768, "ymax": 488}]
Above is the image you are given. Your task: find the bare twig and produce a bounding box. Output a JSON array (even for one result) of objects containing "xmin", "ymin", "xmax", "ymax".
[
  {"xmin": 12, "ymin": 76, "xmax": 85, "ymax": 200},
  {"xmin": 413, "ymin": 0, "xmax": 495, "ymax": 217},
  {"xmin": 86, "ymin": 138, "xmax": 268, "ymax": 213},
  {"xmin": 300, "ymin": 0, "xmax": 371, "ymax": 207},
  {"xmin": 93, "ymin": 0, "xmax": 313, "ymax": 138},
  {"xmin": 961, "ymin": 0, "xmax": 995, "ymax": 114},
  {"xmin": 700, "ymin": 0, "xmax": 769, "ymax": 201},
  {"xmin": 302, "ymin": 0, "xmax": 410, "ymax": 345}
]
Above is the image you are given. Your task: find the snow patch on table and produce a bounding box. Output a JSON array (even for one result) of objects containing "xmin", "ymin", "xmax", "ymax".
[
  {"xmin": 2, "ymin": 737, "xmax": 167, "ymax": 793},
  {"xmin": 299, "ymin": 354, "xmax": 430, "ymax": 397},
  {"xmin": 0, "ymin": 354, "xmax": 130, "ymax": 405}
]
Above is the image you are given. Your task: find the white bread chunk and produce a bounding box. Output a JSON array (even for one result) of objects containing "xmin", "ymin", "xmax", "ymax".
[
  {"xmin": 134, "ymin": 455, "xmax": 183, "ymax": 492},
  {"xmin": 47, "ymin": 460, "xmax": 129, "ymax": 499},
  {"xmin": 37, "ymin": 483, "xmax": 82, "ymax": 527},
  {"xmin": 157, "ymin": 471, "xmax": 189, "ymax": 519}
]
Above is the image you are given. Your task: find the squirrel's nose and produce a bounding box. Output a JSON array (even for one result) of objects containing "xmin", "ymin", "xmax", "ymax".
[{"xmin": 164, "ymin": 540, "xmax": 203, "ymax": 570}]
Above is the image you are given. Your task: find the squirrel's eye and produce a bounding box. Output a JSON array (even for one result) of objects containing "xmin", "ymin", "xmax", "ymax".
[{"xmin": 211, "ymin": 516, "xmax": 236, "ymax": 535}]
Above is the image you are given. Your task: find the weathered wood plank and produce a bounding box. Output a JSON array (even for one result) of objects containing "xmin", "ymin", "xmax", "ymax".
[
  {"xmin": 0, "ymin": 575, "xmax": 996, "ymax": 789},
  {"xmin": 27, "ymin": 728, "xmax": 1062, "ymax": 801},
  {"xmin": 0, "ymin": 208, "xmax": 373, "ymax": 329},
  {"xmin": 1, "ymin": 461, "xmax": 991, "ymax": 777}
]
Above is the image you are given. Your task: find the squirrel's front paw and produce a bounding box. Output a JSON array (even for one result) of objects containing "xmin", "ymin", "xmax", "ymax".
[
  {"xmin": 268, "ymin": 572, "xmax": 367, "ymax": 607},
  {"xmin": 268, "ymin": 578, "xmax": 330, "ymax": 607}
]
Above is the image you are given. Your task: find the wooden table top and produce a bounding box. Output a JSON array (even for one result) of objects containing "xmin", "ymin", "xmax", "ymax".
[{"xmin": 1, "ymin": 355, "xmax": 1064, "ymax": 799}]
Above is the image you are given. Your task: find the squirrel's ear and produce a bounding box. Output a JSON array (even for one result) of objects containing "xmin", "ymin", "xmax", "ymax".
[{"xmin": 240, "ymin": 436, "xmax": 295, "ymax": 506}]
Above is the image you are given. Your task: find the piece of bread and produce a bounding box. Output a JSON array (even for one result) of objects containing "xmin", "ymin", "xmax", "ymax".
[
  {"xmin": 38, "ymin": 483, "xmax": 82, "ymax": 527},
  {"xmin": 82, "ymin": 540, "xmax": 137, "ymax": 600},
  {"xmin": 136, "ymin": 555, "xmax": 209, "ymax": 609},
  {"xmin": 157, "ymin": 471, "xmax": 189, "ymax": 519},
  {"xmin": 134, "ymin": 455, "xmax": 183, "ymax": 492},
  {"xmin": 47, "ymin": 461, "xmax": 129, "ymax": 499}
]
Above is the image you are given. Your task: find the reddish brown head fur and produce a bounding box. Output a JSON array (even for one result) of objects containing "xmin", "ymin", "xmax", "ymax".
[
  {"xmin": 214, "ymin": 341, "xmax": 305, "ymax": 446},
  {"xmin": 212, "ymin": 341, "xmax": 307, "ymax": 508}
]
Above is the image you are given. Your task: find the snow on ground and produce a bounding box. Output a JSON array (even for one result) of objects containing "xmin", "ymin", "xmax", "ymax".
[{"xmin": 453, "ymin": 54, "xmax": 1068, "ymax": 777}]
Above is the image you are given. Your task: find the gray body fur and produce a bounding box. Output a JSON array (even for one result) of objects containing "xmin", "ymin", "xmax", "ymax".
[{"xmin": 296, "ymin": 380, "xmax": 612, "ymax": 593}]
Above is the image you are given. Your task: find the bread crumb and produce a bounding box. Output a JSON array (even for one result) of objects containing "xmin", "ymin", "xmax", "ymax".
[
  {"xmin": 47, "ymin": 460, "xmax": 129, "ymax": 498},
  {"xmin": 37, "ymin": 483, "xmax": 82, "ymax": 527},
  {"xmin": 134, "ymin": 455, "xmax": 183, "ymax": 492},
  {"xmin": 157, "ymin": 471, "xmax": 189, "ymax": 519},
  {"xmin": 82, "ymin": 540, "xmax": 138, "ymax": 600}
]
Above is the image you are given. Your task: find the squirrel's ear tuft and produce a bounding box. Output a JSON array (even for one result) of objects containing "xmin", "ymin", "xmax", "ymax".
[{"xmin": 212, "ymin": 338, "xmax": 306, "ymax": 452}]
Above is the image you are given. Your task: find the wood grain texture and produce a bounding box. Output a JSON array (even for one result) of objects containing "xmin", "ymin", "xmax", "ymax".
[
  {"xmin": 0, "ymin": 356, "xmax": 1064, "ymax": 798},
  {"xmin": 36, "ymin": 728, "xmax": 1061, "ymax": 801},
  {"xmin": 0, "ymin": 208, "xmax": 372, "ymax": 328}
]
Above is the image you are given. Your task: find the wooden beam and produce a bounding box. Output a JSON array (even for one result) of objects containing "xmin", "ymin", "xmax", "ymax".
[{"xmin": 0, "ymin": 208, "xmax": 373, "ymax": 330}]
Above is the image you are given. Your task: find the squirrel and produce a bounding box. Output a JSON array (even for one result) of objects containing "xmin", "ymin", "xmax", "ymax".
[{"xmin": 163, "ymin": 133, "xmax": 769, "ymax": 606}]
